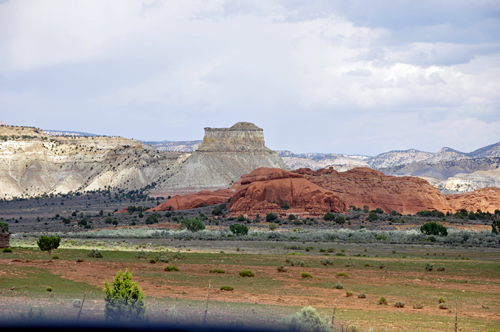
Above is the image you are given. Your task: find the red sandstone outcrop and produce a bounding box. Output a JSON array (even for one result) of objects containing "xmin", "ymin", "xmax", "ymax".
[
  {"xmin": 293, "ymin": 167, "xmax": 452, "ymax": 215},
  {"xmin": 229, "ymin": 167, "xmax": 346, "ymax": 217},
  {"xmin": 144, "ymin": 189, "xmax": 233, "ymax": 212},
  {"xmin": 446, "ymin": 187, "xmax": 500, "ymax": 213}
]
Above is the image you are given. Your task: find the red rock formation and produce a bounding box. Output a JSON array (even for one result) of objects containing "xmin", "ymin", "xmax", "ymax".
[
  {"xmin": 294, "ymin": 167, "xmax": 452, "ymax": 215},
  {"xmin": 229, "ymin": 167, "xmax": 346, "ymax": 218},
  {"xmin": 146, "ymin": 189, "xmax": 233, "ymax": 212},
  {"xmin": 446, "ymin": 187, "xmax": 500, "ymax": 213}
]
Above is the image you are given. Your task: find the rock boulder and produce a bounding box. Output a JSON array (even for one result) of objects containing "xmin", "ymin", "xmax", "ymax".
[
  {"xmin": 294, "ymin": 167, "xmax": 452, "ymax": 215},
  {"xmin": 446, "ymin": 187, "xmax": 500, "ymax": 213},
  {"xmin": 229, "ymin": 167, "xmax": 346, "ymax": 218},
  {"xmin": 147, "ymin": 189, "xmax": 233, "ymax": 212}
]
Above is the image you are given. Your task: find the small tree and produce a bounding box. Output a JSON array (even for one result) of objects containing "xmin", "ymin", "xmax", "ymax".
[
  {"xmin": 323, "ymin": 212, "xmax": 335, "ymax": 221},
  {"xmin": 37, "ymin": 235, "xmax": 61, "ymax": 257},
  {"xmin": 363, "ymin": 205, "xmax": 369, "ymax": 213},
  {"xmin": 492, "ymin": 220, "xmax": 500, "ymax": 235},
  {"xmin": 288, "ymin": 214, "xmax": 296, "ymax": 220},
  {"xmin": 420, "ymin": 222, "xmax": 448, "ymax": 237},
  {"xmin": 335, "ymin": 216, "xmax": 345, "ymax": 224},
  {"xmin": 230, "ymin": 224, "xmax": 248, "ymax": 236},
  {"xmin": 281, "ymin": 202, "xmax": 290, "ymax": 210},
  {"xmin": 104, "ymin": 268, "xmax": 147, "ymax": 322},
  {"xmin": 367, "ymin": 211, "xmax": 379, "ymax": 221},
  {"xmin": 269, "ymin": 223, "xmax": 277, "ymax": 231},
  {"xmin": 266, "ymin": 212, "xmax": 277, "ymax": 222},
  {"xmin": 181, "ymin": 218, "xmax": 205, "ymax": 232}
]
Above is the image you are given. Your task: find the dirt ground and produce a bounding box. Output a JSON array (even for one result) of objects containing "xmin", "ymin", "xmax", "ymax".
[{"xmin": 2, "ymin": 257, "xmax": 499, "ymax": 324}]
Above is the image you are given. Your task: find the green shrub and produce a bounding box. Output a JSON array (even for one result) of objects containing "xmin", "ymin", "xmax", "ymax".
[
  {"xmin": 136, "ymin": 250, "xmax": 148, "ymax": 260},
  {"xmin": 437, "ymin": 266, "xmax": 445, "ymax": 271},
  {"xmin": 320, "ymin": 258, "xmax": 333, "ymax": 266},
  {"xmin": 334, "ymin": 282, "xmax": 343, "ymax": 289},
  {"xmin": 439, "ymin": 303, "xmax": 448, "ymax": 310},
  {"xmin": 52, "ymin": 254, "xmax": 59, "ymax": 259},
  {"xmin": 421, "ymin": 222, "xmax": 448, "ymax": 237},
  {"xmin": 37, "ymin": 235, "xmax": 61, "ymax": 257},
  {"xmin": 335, "ymin": 216, "xmax": 345, "ymax": 224},
  {"xmin": 413, "ymin": 303, "xmax": 423, "ymax": 309},
  {"xmin": 335, "ymin": 253, "xmax": 346, "ymax": 256},
  {"xmin": 426, "ymin": 263, "xmax": 434, "ymax": 271},
  {"xmin": 277, "ymin": 266, "xmax": 287, "ymax": 272},
  {"xmin": 239, "ymin": 269, "xmax": 254, "ymax": 277},
  {"xmin": 237, "ymin": 215, "xmax": 245, "ymax": 221},
  {"xmin": 165, "ymin": 265, "xmax": 179, "ymax": 272},
  {"xmin": 77, "ymin": 258, "xmax": 84, "ymax": 263},
  {"xmin": 209, "ymin": 268, "xmax": 225, "ymax": 274},
  {"xmin": 357, "ymin": 293, "xmax": 366, "ymax": 298},
  {"xmin": 266, "ymin": 212, "xmax": 278, "ymax": 221},
  {"xmin": 367, "ymin": 211, "xmax": 379, "ymax": 221},
  {"xmin": 282, "ymin": 306, "xmax": 332, "ymax": 332},
  {"xmin": 154, "ymin": 251, "xmax": 170, "ymax": 263},
  {"xmin": 327, "ymin": 248, "xmax": 335, "ymax": 253},
  {"xmin": 46, "ymin": 287, "xmax": 52, "ymax": 292},
  {"xmin": 379, "ymin": 263, "xmax": 386, "ymax": 269},
  {"xmin": 104, "ymin": 268, "xmax": 147, "ymax": 322},
  {"xmin": 336, "ymin": 272, "xmax": 348, "ymax": 278},
  {"xmin": 378, "ymin": 297, "xmax": 388, "ymax": 305},
  {"xmin": 87, "ymin": 249, "xmax": 103, "ymax": 258},
  {"xmin": 395, "ymin": 301, "xmax": 405, "ymax": 308},
  {"xmin": 171, "ymin": 251, "xmax": 186, "ymax": 260},
  {"xmin": 438, "ymin": 297, "xmax": 446, "ymax": 303},
  {"xmin": 149, "ymin": 259, "xmax": 156, "ymax": 264},
  {"xmin": 230, "ymin": 224, "xmax": 248, "ymax": 236},
  {"xmin": 323, "ymin": 212, "xmax": 335, "ymax": 221},
  {"xmin": 0, "ymin": 221, "xmax": 9, "ymax": 231},
  {"xmin": 3, "ymin": 247, "xmax": 12, "ymax": 253},
  {"xmin": 346, "ymin": 291, "xmax": 353, "ymax": 297},
  {"xmin": 301, "ymin": 272, "xmax": 312, "ymax": 278},
  {"xmin": 220, "ymin": 286, "xmax": 234, "ymax": 291},
  {"xmin": 269, "ymin": 222, "xmax": 278, "ymax": 231},
  {"xmin": 180, "ymin": 218, "xmax": 205, "ymax": 232},
  {"xmin": 291, "ymin": 260, "xmax": 305, "ymax": 267},
  {"xmin": 282, "ymin": 202, "xmax": 291, "ymax": 210}
]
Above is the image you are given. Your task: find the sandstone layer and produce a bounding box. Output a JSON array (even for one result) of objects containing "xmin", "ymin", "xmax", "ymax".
[
  {"xmin": 294, "ymin": 167, "xmax": 452, "ymax": 215},
  {"xmin": 446, "ymin": 187, "xmax": 500, "ymax": 213},
  {"xmin": 146, "ymin": 189, "xmax": 233, "ymax": 212},
  {"xmin": 150, "ymin": 122, "xmax": 288, "ymax": 197},
  {"xmin": 228, "ymin": 167, "xmax": 346, "ymax": 218},
  {"xmin": 0, "ymin": 126, "xmax": 183, "ymax": 199}
]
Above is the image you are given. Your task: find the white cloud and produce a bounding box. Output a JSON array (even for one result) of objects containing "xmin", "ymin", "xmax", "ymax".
[{"xmin": 0, "ymin": 0, "xmax": 499, "ymax": 155}]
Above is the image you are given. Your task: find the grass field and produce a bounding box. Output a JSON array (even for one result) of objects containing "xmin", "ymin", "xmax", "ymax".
[{"xmin": 1, "ymin": 240, "xmax": 499, "ymax": 331}]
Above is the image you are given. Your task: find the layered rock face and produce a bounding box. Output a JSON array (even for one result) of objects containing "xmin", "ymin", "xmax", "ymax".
[
  {"xmin": 229, "ymin": 167, "xmax": 346, "ymax": 217},
  {"xmin": 0, "ymin": 126, "xmax": 182, "ymax": 198},
  {"xmin": 294, "ymin": 167, "xmax": 452, "ymax": 215},
  {"xmin": 437, "ymin": 169, "xmax": 500, "ymax": 193},
  {"xmin": 146, "ymin": 189, "xmax": 233, "ymax": 212},
  {"xmin": 446, "ymin": 187, "xmax": 500, "ymax": 213},
  {"xmin": 150, "ymin": 122, "xmax": 288, "ymax": 197}
]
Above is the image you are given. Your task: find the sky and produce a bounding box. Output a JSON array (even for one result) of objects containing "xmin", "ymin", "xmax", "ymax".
[{"xmin": 1, "ymin": 0, "xmax": 499, "ymax": 156}]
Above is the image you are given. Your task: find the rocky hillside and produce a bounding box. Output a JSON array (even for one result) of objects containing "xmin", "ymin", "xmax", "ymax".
[
  {"xmin": 294, "ymin": 167, "xmax": 452, "ymax": 215},
  {"xmin": 277, "ymin": 151, "xmax": 370, "ymax": 171},
  {"xmin": 437, "ymin": 169, "xmax": 500, "ymax": 193},
  {"xmin": 378, "ymin": 157, "xmax": 500, "ymax": 180},
  {"xmin": 150, "ymin": 122, "xmax": 288, "ymax": 197},
  {"xmin": 0, "ymin": 126, "xmax": 182, "ymax": 199}
]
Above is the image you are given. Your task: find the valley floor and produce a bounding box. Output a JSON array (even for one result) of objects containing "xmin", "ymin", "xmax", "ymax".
[{"xmin": 1, "ymin": 240, "xmax": 499, "ymax": 331}]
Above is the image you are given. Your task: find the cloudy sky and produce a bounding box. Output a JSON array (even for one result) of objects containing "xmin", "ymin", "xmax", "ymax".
[{"xmin": 1, "ymin": 1, "xmax": 499, "ymax": 155}]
